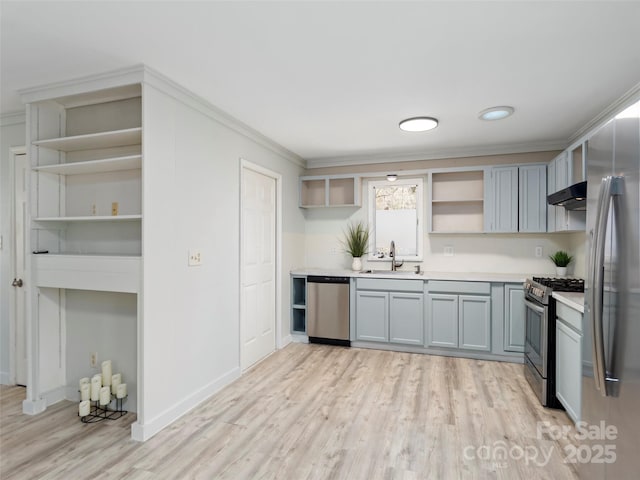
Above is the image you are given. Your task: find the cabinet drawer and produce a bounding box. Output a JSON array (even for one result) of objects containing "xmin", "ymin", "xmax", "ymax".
[
  {"xmin": 428, "ymin": 280, "xmax": 490, "ymax": 295},
  {"xmin": 556, "ymin": 302, "xmax": 583, "ymax": 333},
  {"xmin": 356, "ymin": 278, "xmax": 424, "ymax": 292}
]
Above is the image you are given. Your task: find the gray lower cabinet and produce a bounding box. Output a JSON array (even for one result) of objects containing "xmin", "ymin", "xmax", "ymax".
[
  {"xmin": 555, "ymin": 303, "xmax": 583, "ymax": 424},
  {"xmin": 355, "ymin": 291, "xmax": 389, "ymax": 342},
  {"xmin": 504, "ymin": 283, "xmax": 525, "ymax": 352},
  {"xmin": 355, "ymin": 278, "xmax": 424, "ymax": 345},
  {"xmin": 459, "ymin": 295, "xmax": 491, "ymax": 351},
  {"xmin": 426, "ymin": 293, "xmax": 458, "ymax": 348},
  {"xmin": 389, "ymin": 292, "xmax": 424, "ymax": 345},
  {"xmin": 427, "ymin": 286, "xmax": 491, "ymax": 351}
]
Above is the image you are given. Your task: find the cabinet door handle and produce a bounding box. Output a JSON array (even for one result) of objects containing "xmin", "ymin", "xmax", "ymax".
[{"xmin": 12, "ymin": 278, "xmax": 23, "ymax": 287}]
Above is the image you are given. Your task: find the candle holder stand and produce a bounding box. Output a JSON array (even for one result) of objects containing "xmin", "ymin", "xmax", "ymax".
[{"xmin": 80, "ymin": 395, "xmax": 128, "ymax": 423}]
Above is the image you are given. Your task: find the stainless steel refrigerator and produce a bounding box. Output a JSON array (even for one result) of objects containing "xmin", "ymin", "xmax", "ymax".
[{"xmin": 581, "ymin": 99, "xmax": 640, "ymax": 479}]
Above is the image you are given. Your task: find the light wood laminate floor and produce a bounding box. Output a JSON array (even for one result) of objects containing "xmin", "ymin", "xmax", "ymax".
[{"xmin": 1, "ymin": 344, "xmax": 578, "ymax": 479}]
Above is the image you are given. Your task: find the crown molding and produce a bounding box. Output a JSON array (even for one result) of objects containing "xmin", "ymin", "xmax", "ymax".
[
  {"xmin": 1, "ymin": 110, "xmax": 26, "ymax": 127},
  {"xmin": 17, "ymin": 64, "xmax": 305, "ymax": 168},
  {"xmin": 141, "ymin": 66, "xmax": 305, "ymax": 168},
  {"xmin": 304, "ymin": 140, "xmax": 566, "ymax": 169},
  {"xmin": 568, "ymin": 81, "xmax": 640, "ymax": 146}
]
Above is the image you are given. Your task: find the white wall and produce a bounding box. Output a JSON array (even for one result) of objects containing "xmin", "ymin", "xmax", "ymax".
[
  {"xmin": 0, "ymin": 113, "xmax": 26, "ymax": 384},
  {"xmin": 135, "ymin": 82, "xmax": 305, "ymax": 440}
]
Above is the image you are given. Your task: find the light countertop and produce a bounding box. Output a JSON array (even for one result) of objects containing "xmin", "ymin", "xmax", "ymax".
[
  {"xmin": 552, "ymin": 292, "xmax": 585, "ymax": 313},
  {"xmin": 291, "ymin": 268, "xmax": 529, "ymax": 284}
]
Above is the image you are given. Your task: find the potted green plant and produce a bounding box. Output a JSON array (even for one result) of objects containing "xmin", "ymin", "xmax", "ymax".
[
  {"xmin": 342, "ymin": 221, "xmax": 370, "ymax": 271},
  {"xmin": 549, "ymin": 250, "xmax": 573, "ymax": 276}
]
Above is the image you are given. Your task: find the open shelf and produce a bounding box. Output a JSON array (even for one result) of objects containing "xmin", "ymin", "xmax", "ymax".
[
  {"xmin": 33, "ymin": 215, "xmax": 142, "ymax": 223},
  {"xmin": 33, "ymin": 127, "xmax": 142, "ymax": 152},
  {"xmin": 430, "ymin": 170, "xmax": 485, "ymax": 233},
  {"xmin": 300, "ymin": 175, "xmax": 360, "ymax": 208},
  {"xmin": 33, "ymin": 155, "xmax": 141, "ymax": 175}
]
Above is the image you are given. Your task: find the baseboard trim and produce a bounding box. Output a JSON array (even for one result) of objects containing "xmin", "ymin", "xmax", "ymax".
[
  {"xmin": 280, "ymin": 335, "xmax": 292, "ymax": 348},
  {"xmin": 22, "ymin": 398, "xmax": 47, "ymax": 415},
  {"xmin": 0, "ymin": 371, "xmax": 11, "ymax": 385},
  {"xmin": 130, "ymin": 367, "xmax": 241, "ymax": 442}
]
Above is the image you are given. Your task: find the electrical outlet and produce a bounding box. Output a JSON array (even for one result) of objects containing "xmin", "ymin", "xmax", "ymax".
[
  {"xmin": 188, "ymin": 249, "xmax": 202, "ymax": 266},
  {"xmin": 90, "ymin": 352, "xmax": 98, "ymax": 368},
  {"xmin": 111, "ymin": 202, "xmax": 119, "ymax": 216},
  {"xmin": 535, "ymin": 246, "xmax": 543, "ymax": 258},
  {"xmin": 330, "ymin": 246, "xmax": 338, "ymax": 255},
  {"xmin": 91, "ymin": 204, "xmax": 96, "ymax": 216},
  {"xmin": 444, "ymin": 246, "xmax": 454, "ymax": 257}
]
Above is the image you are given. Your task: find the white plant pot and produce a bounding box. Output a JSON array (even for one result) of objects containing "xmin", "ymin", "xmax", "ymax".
[
  {"xmin": 351, "ymin": 257, "xmax": 362, "ymax": 271},
  {"xmin": 556, "ymin": 267, "xmax": 567, "ymax": 277}
]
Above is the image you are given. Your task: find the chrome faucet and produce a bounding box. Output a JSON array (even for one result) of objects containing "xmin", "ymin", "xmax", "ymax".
[{"xmin": 390, "ymin": 240, "xmax": 404, "ymax": 271}]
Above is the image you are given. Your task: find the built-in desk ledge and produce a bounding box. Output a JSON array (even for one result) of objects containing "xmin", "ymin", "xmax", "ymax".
[
  {"xmin": 552, "ymin": 292, "xmax": 585, "ymax": 313},
  {"xmin": 290, "ymin": 268, "xmax": 529, "ymax": 283}
]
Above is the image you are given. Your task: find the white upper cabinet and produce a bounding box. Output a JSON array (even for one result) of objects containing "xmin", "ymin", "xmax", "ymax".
[{"xmin": 519, "ymin": 164, "xmax": 547, "ymax": 232}]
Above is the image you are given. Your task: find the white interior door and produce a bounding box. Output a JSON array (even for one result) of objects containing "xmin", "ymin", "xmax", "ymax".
[
  {"xmin": 13, "ymin": 153, "xmax": 28, "ymax": 386},
  {"xmin": 241, "ymin": 165, "xmax": 277, "ymax": 370}
]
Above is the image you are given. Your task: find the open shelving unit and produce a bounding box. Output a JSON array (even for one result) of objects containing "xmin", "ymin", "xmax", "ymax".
[
  {"xmin": 429, "ymin": 170, "xmax": 485, "ymax": 233},
  {"xmin": 291, "ymin": 276, "xmax": 307, "ymax": 333},
  {"xmin": 299, "ymin": 175, "xmax": 360, "ymax": 208}
]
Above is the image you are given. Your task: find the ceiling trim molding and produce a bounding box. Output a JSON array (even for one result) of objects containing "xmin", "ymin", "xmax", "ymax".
[
  {"xmin": 1, "ymin": 110, "xmax": 26, "ymax": 127},
  {"xmin": 568, "ymin": 81, "xmax": 640, "ymax": 145},
  {"xmin": 305, "ymin": 140, "xmax": 566, "ymax": 169},
  {"xmin": 17, "ymin": 64, "xmax": 305, "ymax": 168},
  {"xmin": 141, "ymin": 66, "xmax": 305, "ymax": 168}
]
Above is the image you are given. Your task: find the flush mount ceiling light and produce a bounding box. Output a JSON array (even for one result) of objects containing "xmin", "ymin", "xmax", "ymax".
[
  {"xmin": 386, "ymin": 174, "xmax": 398, "ymax": 182},
  {"xmin": 399, "ymin": 116, "xmax": 439, "ymax": 132},
  {"xmin": 479, "ymin": 106, "xmax": 515, "ymax": 121}
]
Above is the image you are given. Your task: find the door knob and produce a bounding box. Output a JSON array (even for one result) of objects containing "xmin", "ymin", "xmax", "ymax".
[{"xmin": 12, "ymin": 278, "xmax": 23, "ymax": 287}]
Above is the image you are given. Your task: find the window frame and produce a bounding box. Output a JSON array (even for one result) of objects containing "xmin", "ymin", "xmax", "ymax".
[{"xmin": 367, "ymin": 177, "xmax": 424, "ymax": 262}]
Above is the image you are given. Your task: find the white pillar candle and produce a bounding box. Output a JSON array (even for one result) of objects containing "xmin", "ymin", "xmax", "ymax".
[
  {"xmin": 80, "ymin": 383, "xmax": 90, "ymax": 401},
  {"xmin": 92, "ymin": 373, "xmax": 102, "ymax": 386},
  {"xmin": 101, "ymin": 360, "xmax": 112, "ymax": 386},
  {"xmin": 79, "ymin": 400, "xmax": 90, "ymax": 417},
  {"xmin": 79, "ymin": 377, "xmax": 90, "ymax": 390},
  {"xmin": 111, "ymin": 373, "xmax": 122, "ymax": 395},
  {"xmin": 90, "ymin": 377, "xmax": 101, "ymax": 401},
  {"xmin": 116, "ymin": 383, "xmax": 127, "ymax": 399},
  {"xmin": 99, "ymin": 386, "xmax": 111, "ymax": 406}
]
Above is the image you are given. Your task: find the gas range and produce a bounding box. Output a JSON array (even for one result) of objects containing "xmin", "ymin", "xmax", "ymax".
[{"xmin": 524, "ymin": 277, "xmax": 585, "ymax": 305}]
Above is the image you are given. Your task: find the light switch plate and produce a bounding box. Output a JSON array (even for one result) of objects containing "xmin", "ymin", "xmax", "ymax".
[
  {"xmin": 535, "ymin": 246, "xmax": 543, "ymax": 257},
  {"xmin": 188, "ymin": 249, "xmax": 202, "ymax": 266}
]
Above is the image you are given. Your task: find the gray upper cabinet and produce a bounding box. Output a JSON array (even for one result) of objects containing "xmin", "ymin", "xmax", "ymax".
[
  {"xmin": 490, "ymin": 166, "xmax": 519, "ymax": 232},
  {"xmin": 519, "ymin": 164, "xmax": 547, "ymax": 232},
  {"xmin": 487, "ymin": 164, "xmax": 547, "ymax": 233},
  {"xmin": 503, "ymin": 283, "xmax": 525, "ymax": 352}
]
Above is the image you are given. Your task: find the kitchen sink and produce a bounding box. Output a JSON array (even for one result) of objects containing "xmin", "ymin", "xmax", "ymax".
[{"xmin": 360, "ymin": 269, "xmax": 424, "ymax": 275}]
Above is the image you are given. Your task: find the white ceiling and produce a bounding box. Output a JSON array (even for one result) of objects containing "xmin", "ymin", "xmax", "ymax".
[{"xmin": 2, "ymin": 1, "xmax": 640, "ymax": 167}]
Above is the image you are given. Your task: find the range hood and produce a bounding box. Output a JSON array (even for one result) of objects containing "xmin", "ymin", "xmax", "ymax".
[{"xmin": 547, "ymin": 181, "xmax": 587, "ymax": 211}]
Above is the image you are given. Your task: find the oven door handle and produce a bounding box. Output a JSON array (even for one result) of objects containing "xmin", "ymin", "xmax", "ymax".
[{"xmin": 524, "ymin": 299, "xmax": 545, "ymax": 314}]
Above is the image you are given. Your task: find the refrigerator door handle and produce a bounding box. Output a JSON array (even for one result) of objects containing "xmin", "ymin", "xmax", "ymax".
[{"xmin": 589, "ymin": 175, "xmax": 622, "ymax": 396}]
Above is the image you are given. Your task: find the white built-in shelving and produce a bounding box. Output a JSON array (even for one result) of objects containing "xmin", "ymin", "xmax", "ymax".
[
  {"xmin": 33, "ymin": 154, "xmax": 141, "ymax": 175},
  {"xmin": 32, "ymin": 127, "xmax": 142, "ymax": 152},
  {"xmin": 429, "ymin": 170, "xmax": 485, "ymax": 233}
]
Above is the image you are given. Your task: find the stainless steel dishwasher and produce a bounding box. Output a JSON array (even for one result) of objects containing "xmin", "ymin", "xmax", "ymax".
[{"xmin": 307, "ymin": 276, "xmax": 350, "ymax": 346}]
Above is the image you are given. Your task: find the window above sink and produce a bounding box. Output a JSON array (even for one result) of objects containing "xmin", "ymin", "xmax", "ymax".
[{"xmin": 367, "ymin": 177, "xmax": 424, "ymax": 261}]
